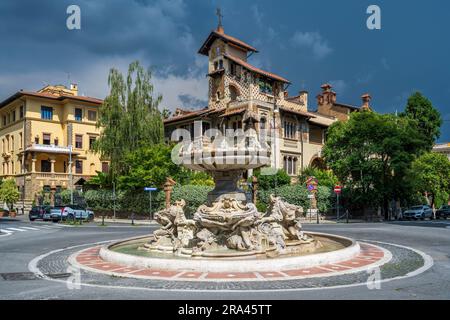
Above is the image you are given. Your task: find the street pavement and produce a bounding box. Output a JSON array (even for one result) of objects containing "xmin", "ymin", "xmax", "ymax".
[{"xmin": 0, "ymin": 216, "xmax": 449, "ymax": 300}]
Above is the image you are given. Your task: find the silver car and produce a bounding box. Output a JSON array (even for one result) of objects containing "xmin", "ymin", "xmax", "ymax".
[
  {"xmin": 51, "ymin": 205, "xmax": 94, "ymax": 222},
  {"xmin": 403, "ymin": 205, "xmax": 433, "ymax": 220}
]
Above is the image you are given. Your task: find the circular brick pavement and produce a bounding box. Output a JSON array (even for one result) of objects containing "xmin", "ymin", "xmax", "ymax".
[
  {"xmin": 68, "ymin": 242, "xmax": 390, "ymax": 282},
  {"xmin": 30, "ymin": 240, "xmax": 431, "ymax": 291}
]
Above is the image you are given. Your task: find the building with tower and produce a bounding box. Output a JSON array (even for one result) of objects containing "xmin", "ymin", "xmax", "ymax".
[{"xmin": 164, "ymin": 16, "xmax": 374, "ymax": 177}]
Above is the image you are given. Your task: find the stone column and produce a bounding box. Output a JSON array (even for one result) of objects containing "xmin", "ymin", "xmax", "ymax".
[
  {"xmin": 163, "ymin": 177, "xmax": 176, "ymax": 209},
  {"xmin": 50, "ymin": 158, "xmax": 56, "ymax": 174},
  {"xmin": 31, "ymin": 153, "xmax": 36, "ymax": 173},
  {"xmin": 50, "ymin": 187, "xmax": 56, "ymax": 206},
  {"xmin": 252, "ymin": 175, "xmax": 258, "ymax": 204}
]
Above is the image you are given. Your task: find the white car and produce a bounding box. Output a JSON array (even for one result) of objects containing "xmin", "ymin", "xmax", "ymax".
[{"xmin": 50, "ymin": 205, "xmax": 94, "ymax": 222}]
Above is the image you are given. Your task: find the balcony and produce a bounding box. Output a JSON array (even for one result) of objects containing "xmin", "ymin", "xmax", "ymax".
[{"xmin": 25, "ymin": 144, "xmax": 79, "ymax": 155}]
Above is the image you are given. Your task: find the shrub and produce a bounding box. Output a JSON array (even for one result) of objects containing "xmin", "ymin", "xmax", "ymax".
[
  {"xmin": 170, "ymin": 184, "xmax": 212, "ymax": 218},
  {"xmin": 257, "ymin": 184, "xmax": 333, "ymax": 214},
  {"xmin": 254, "ymin": 169, "xmax": 291, "ymax": 190}
]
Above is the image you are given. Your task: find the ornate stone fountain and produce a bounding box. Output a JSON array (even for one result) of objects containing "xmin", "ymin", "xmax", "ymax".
[{"xmin": 142, "ymin": 110, "xmax": 321, "ymax": 258}]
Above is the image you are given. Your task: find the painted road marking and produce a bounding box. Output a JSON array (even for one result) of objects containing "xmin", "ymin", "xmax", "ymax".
[
  {"xmin": 0, "ymin": 229, "xmax": 13, "ymax": 234},
  {"xmin": 5, "ymin": 227, "xmax": 26, "ymax": 232},
  {"xmin": 20, "ymin": 227, "xmax": 41, "ymax": 231}
]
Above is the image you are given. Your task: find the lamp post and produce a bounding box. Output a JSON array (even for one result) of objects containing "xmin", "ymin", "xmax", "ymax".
[
  {"xmin": 69, "ymin": 144, "xmax": 73, "ymax": 205},
  {"xmin": 272, "ymin": 84, "xmax": 279, "ymax": 194}
]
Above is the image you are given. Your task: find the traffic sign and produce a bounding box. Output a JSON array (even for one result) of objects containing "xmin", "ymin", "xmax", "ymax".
[
  {"xmin": 334, "ymin": 185, "xmax": 342, "ymax": 194},
  {"xmin": 144, "ymin": 187, "xmax": 157, "ymax": 192}
]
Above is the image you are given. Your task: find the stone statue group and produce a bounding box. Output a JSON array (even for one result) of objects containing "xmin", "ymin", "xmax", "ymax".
[{"xmin": 149, "ymin": 194, "xmax": 314, "ymax": 256}]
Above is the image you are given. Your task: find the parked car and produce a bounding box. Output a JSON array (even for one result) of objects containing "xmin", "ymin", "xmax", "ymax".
[
  {"xmin": 29, "ymin": 206, "xmax": 51, "ymax": 221},
  {"xmin": 403, "ymin": 205, "xmax": 433, "ymax": 220},
  {"xmin": 50, "ymin": 205, "xmax": 94, "ymax": 222},
  {"xmin": 436, "ymin": 205, "xmax": 450, "ymax": 219}
]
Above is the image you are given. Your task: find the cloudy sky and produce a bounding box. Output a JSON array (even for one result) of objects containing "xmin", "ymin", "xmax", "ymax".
[{"xmin": 0, "ymin": 0, "xmax": 449, "ymax": 142}]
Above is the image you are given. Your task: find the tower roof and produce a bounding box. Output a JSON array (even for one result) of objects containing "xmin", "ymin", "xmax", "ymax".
[
  {"xmin": 223, "ymin": 53, "xmax": 290, "ymax": 83},
  {"xmin": 198, "ymin": 30, "xmax": 258, "ymax": 56}
]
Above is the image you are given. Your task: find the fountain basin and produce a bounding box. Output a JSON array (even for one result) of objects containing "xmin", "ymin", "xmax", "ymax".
[{"xmin": 100, "ymin": 232, "xmax": 360, "ymax": 273}]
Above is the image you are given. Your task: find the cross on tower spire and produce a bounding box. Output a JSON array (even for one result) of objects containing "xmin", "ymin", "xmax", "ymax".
[{"xmin": 216, "ymin": 8, "xmax": 224, "ymax": 34}]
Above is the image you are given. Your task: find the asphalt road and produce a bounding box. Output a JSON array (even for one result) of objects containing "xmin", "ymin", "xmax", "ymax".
[{"xmin": 0, "ymin": 217, "xmax": 449, "ymax": 300}]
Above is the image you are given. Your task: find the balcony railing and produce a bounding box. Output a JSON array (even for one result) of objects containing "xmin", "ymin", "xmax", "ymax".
[{"xmin": 26, "ymin": 144, "xmax": 77, "ymax": 154}]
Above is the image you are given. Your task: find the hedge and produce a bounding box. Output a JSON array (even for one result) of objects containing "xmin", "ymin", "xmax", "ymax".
[{"xmin": 80, "ymin": 183, "xmax": 332, "ymax": 218}]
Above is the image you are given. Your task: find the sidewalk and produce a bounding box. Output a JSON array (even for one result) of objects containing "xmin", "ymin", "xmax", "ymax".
[{"xmin": 93, "ymin": 217, "xmax": 158, "ymax": 225}]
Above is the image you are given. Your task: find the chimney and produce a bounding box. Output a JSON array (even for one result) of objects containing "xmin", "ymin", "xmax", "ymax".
[
  {"xmin": 361, "ymin": 93, "xmax": 372, "ymax": 111},
  {"xmin": 321, "ymin": 83, "xmax": 332, "ymax": 92},
  {"xmin": 298, "ymin": 90, "xmax": 308, "ymax": 108},
  {"xmin": 319, "ymin": 83, "xmax": 336, "ymax": 104},
  {"xmin": 70, "ymin": 83, "xmax": 78, "ymax": 96},
  {"xmin": 283, "ymin": 91, "xmax": 289, "ymax": 99}
]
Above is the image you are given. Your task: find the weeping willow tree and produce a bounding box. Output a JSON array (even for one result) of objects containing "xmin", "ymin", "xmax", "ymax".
[{"xmin": 94, "ymin": 61, "xmax": 164, "ymax": 182}]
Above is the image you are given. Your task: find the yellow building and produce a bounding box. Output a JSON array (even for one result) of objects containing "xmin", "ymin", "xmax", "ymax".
[{"xmin": 0, "ymin": 84, "xmax": 108, "ymax": 210}]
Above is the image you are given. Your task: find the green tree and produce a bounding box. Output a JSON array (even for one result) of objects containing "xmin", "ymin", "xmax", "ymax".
[
  {"xmin": 94, "ymin": 61, "xmax": 164, "ymax": 181},
  {"xmin": 402, "ymin": 92, "xmax": 442, "ymax": 151},
  {"xmin": 298, "ymin": 166, "xmax": 338, "ymax": 188},
  {"xmin": 117, "ymin": 144, "xmax": 181, "ymax": 190},
  {"xmin": 323, "ymin": 111, "xmax": 424, "ymax": 218},
  {"xmin": 0, "ymin": 179, "xmax": 20, "ymax": 210},
  {"xmin": 253, "ymin": 169, "xmax": 291, "ymax": 190},
  {"xmin": 410, "ymin": 152, "xmax": 450, "ymax": 211}
]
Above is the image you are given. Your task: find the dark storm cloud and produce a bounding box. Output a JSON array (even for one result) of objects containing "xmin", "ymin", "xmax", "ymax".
[{"xmin": 0, "ymin": 0, "xmax": 449, "ymax": 141}]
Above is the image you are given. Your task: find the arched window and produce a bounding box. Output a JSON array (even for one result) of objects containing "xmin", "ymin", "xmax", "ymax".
[
  {"xmin": 260, "ymin": 117, "xmax": 266, "ymax": 130},
  {"xmin": 229, "ymin": 86, "xmax": 239, "ymax": 101},
  {"xmin": 288, "ymin": 157, "xmax": 292, "ymax": 175}
]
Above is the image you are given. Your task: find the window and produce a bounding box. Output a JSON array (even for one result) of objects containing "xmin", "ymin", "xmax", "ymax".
[
  {"xmin": 283, "ymin": 121, "xmax": 296, "ymax": 139},
  {"xmin": 309, "ymin": 125, "xmax": 323, "ymax": 144},
  {"xmin": 258, "ymin": 79, "xmax": 273, "ymax": 94},
  {"xmin": 101, "ymin": 162, "xmax": 109, "ymax": 173},
  {"xmin": 2, "ymin": 116, "xmax": 6, "ymax": 126},
  {"xmin": 283, "ymin": 156, "xmax": 298, "ymax": 176},
  {"xmin": 75, "ymin": 108, "xmax": 82, "ymax": 121},
  {"xmin": 54, "ymin": 137, "xmax": 58, "ymax": 146},
  {"xmin": 218, "ymin": 59, "xmax": 223, "ymax": 69},
  {"xmin": 75, "ymin": 135, "xmax": 83, "ymax": 149},
  {"xmin": 89, "ymin": 136, "xmax": 96, "ymax": 150},
  {"xmin": 41, "ymin": 160, "xmax": 51, "ymax": 173},
  {"xmin": 11, "ymin": 136, "xmax": 14, "ymax": 151},
  {"xmin": 229, "ymin": 86, "xmax": 239, "ymax": 101},
  {"xmin": 43, "ymin": 133, "xmax": 51, "ymax": 145},
  {"xmin": 230, "ymin": 63, "xmax": 236, "ymax": 76},
  {"xmin": 35, "ymin": 136, "xmax": 39, "ymax": 144},
  {"xmin": 75, "ymin": 160, "xmax": 83, "ymax": 174},
  {"xmin": 19, "ymin": 132, "xmax": 22, "ymax": 149},
  {"xmin": 41, "ymin": 106, "xmax": 53, "ymax": 120},
  {"xmin": 260, "ymin": 117, "xmax": 267, "ymax": 130},
  {"xmin": 12, "ymin": 110, "xmax": 16, "ymax": 122},
  {"xmin": 88, "ymin": 110, "xmax": 97, "ymax": 121},
  {"xmin": 19, "ymin": 106, "xmax": 24, "ymax": 119}
]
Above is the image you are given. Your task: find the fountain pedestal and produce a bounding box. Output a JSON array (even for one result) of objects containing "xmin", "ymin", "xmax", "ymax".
[{"xmin": 207, "ymin": 170, "xmax": 247, "ymax": 204}]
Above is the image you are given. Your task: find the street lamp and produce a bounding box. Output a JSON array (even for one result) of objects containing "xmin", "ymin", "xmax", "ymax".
[{"xmin": 272, "ymin": 84, "xmax": 279, "ymax": 194}]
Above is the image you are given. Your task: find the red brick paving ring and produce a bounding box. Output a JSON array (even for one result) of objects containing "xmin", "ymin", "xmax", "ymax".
[{"xmin": 69, "ymin": 242, "xmax": 391, "ymax": 282}]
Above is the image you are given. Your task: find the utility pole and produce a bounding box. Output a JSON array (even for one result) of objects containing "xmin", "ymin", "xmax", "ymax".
[
  {"xmin": 69, "ymin": 144, "xmax": 73, "ymax": 205},
  {"xmin": 112, "ymin": 180, "xmax": 116, "ymax": 221}
]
